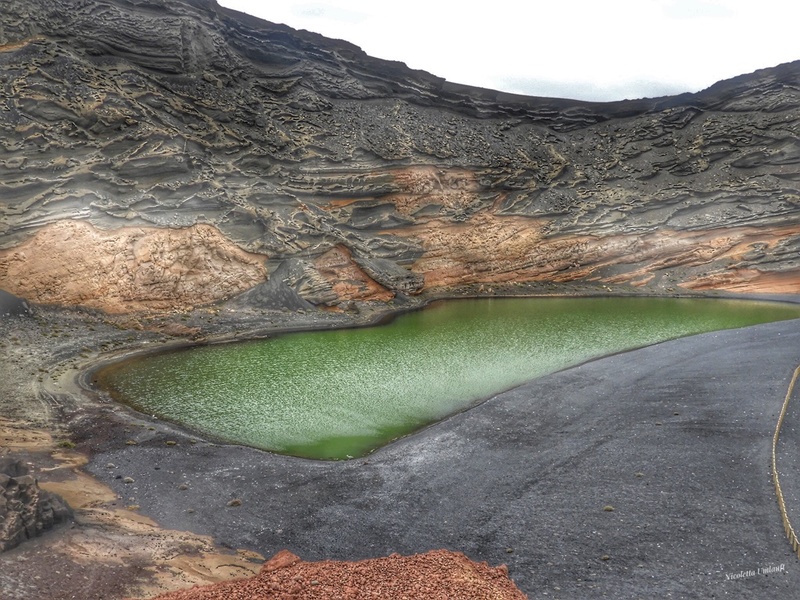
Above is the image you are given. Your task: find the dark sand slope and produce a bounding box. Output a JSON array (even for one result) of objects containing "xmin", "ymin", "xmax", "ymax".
[{"xmin": 85, "ymin": 318, "xmax": 800, "ymax": 599}]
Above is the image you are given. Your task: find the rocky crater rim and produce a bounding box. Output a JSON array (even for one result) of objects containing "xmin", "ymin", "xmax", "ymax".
[{"xmin": 1, "ymin": 0, "xmax": 799, "ymax": 316}]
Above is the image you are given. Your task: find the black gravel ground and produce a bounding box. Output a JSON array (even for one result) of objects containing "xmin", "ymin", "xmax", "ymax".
[{"xmin": 83, "ymin": 318, "xmax": 800, "ymax": 599}]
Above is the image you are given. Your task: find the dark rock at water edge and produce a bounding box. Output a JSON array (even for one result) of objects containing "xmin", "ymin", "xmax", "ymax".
[{"xmin": 0, "ymin": 290, "xmax": 31, "ymax": 318}]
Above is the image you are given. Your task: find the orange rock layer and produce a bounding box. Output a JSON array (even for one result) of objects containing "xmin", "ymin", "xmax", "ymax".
[
  {"xmin": 0, "ymin": 220, "xmax": 267, "ymax": 313},
  {"xmin": 388, "ymin": 214, "xmax": 800, "ymax": 295},
  {"xmin": 2, "ymin": 214, "xmax": 799, "ymax": 315},
  {"xmin": 314, "ymin": 245, "xmax": 394, "ymax": 302}
]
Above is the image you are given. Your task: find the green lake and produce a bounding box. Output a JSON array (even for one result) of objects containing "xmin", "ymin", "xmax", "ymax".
[{"xmin": 95, "ymin": 297, "xmax": 800, "ymax": 460}]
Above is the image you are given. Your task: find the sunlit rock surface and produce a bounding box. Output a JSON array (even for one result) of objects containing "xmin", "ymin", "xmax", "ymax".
[
  {"xmin": 0, "ymin": 220, "xmax": 266, "ymax": 313},
  {"xmin": 1, "ymin": 0, "xmax": 799, "ymax": 312}
]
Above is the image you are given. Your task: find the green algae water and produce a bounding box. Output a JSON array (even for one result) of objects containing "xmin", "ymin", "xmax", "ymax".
[{"xmin": 96, "ymin": 297, "xmax": 800, "ymax": 460}]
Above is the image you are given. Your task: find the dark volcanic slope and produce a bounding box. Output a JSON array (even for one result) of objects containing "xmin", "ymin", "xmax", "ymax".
[{"xmin": 1, "ymin": 0, "xmax": 800, "ymax": 312}]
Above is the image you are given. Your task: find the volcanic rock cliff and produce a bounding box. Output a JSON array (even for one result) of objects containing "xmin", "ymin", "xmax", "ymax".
[
  {"xmin": 0, "ymin": 458, "xmax": 72, "ymax": 553},
  {"xmin": 1, "ymin": 0, "xmax": 799, "ymax": 313}
]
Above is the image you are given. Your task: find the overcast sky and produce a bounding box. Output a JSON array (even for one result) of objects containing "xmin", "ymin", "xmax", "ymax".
[{"xmin": 217, "ymin": 0, "xmax": 799, "ymax": 102}]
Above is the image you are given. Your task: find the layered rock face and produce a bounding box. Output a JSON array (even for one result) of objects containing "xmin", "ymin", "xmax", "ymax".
[
  {"xmin": 0, "ymin": 458, "xmax": 72, "ymax": 552},
  {"xmin": 0, "ymin": 0, "xmax": 799, "ymax": 312}
]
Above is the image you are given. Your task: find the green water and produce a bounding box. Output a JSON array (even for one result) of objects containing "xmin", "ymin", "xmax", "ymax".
[{"xmin": 96, "ymin": 297, "xmax": 800, "ymax": 460}]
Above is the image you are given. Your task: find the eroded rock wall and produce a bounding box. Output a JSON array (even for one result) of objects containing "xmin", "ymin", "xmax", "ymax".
[
  {"xmin": 0, "ymin": 458, "xmax": 72, "ymax": 553},
  {"xmin": 0, "ymin": 0, "xmax": 799, "ymax": 312}
]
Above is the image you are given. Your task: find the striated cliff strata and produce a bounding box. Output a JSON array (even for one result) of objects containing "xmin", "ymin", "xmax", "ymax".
[{"xmin": 0, "ymin": 0, "xmax": 799, "ymax": 312}]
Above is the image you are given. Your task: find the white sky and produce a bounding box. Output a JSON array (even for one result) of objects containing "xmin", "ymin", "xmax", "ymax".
[{"xmin": 217, "ymin": 0, "xmax": 799, "ymax": 102}]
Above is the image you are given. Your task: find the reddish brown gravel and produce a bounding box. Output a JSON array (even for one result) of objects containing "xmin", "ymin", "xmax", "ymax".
[{"xmin": 140, "ymin": 549, "xmax": 527, "ymax": 600}]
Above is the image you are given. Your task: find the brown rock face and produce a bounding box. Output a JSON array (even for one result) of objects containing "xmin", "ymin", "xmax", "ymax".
[
  {"xmin": 142, "ymin": 549, "xmax": 527, "ymax": 600},
  {"xmin": 314, "ymin": 245, "xmax": 394, "ymax": 303},
  {"xmin": 393, "ymin": 216, "xmax": 800, "ymax": 293},
  {"xmin": 0, "ymin": 220, "xmax": 266, "ymax": 313},
  {"xmin": 1, "ymin": 0, "xmax": 799, "ymax": 312}
]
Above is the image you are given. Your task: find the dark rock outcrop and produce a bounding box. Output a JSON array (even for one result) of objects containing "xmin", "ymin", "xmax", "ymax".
[
  {"xmin": 0, "ymin": 458, "xmax": 72, "ymax": 552},
  {"xmin": 0, "ymin": 289, "xmax": 30, "ymax": 317},
  {"xmin": 0, "ymin": 0, "xmax": 799, "ymax": 312}
]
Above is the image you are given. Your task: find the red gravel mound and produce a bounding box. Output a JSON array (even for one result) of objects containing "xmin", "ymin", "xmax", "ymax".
[{"xmin": 143, "ymin": 549, "xmax": 527, "ymax": 599}]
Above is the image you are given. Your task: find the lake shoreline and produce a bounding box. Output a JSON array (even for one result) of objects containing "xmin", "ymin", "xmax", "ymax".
[{"xmin": 92, "ymin": 295, "xmax": 800, "ymax": 460}]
